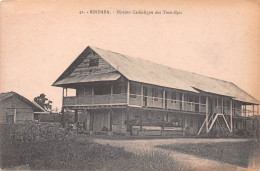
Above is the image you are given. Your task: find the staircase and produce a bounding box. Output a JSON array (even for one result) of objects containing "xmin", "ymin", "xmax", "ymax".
[{"xmin": 197, "ymin": 107, "xmax": 232, "ymax": 136}]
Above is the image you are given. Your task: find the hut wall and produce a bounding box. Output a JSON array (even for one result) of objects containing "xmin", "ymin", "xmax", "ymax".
[{"xmin": 0, "ymin": 96, "xmax": 34, "ymax": 123}]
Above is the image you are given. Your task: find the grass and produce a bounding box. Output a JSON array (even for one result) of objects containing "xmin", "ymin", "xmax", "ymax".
[
  {"xmin": 0, "ymin": 137, "xmax": 177, "ymax": 170},
  {"xmin": 157, "ymin": 141, "xmax": 259, "ymax": 167}
]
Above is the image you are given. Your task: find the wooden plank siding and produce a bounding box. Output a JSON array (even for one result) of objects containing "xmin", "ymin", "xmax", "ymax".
[
  {"xmin": 70, "ymin": 52, "xmax": 116, "ymax": 77},
  {"xmin": 0, "ymin": 96, "xmax": 34, "ymax": 123}
]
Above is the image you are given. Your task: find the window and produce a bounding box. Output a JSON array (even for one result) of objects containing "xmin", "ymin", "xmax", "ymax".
[
  {"xmin": 130, "ymin": 83, "xmax": 137, "ymax": 94},
  {"xmin": 171, "ymin": 91, "xmax": 176, "ymax": 100},
  {"xmin": 94, "ymin": 85, "xmax": 111, "ymax": 95},
  {"xmin": 188, "ymin": 94, "xmax": 194, "ymax": 102},
  {"xmin": 214, "ymin": 97, "xmax": 219, "ymax": 106},
  {"xmin": 152, "ymin": 88, "xmax": 158, "ymax": 97},
  {"xmin": 195, "ymin": 95, "xmax": 199, "ymax": 103},
  {"xmin": 6, "ymin": 108, "xmax": 15, "ymax": 123},
  {"xmin": 218, "ymin": 97, "xmax": 222, "ymax": 106},
  {"xmin": 89, "ymin": 58, "xmax": 99, "ymax": 67},
  {"xmin": 201, "ymin": 96, "xmax": 206, "ymax": 104},
  {"xmin": 224, "ymin": 98, "xmax": 230, "ymax": 107},
  {"xmin": 130, "ymin": 83, "xmax": 137, "ymax": 98},
  {"xmin": 113, "ymin": 83, "xmax": 121, "ymax": 94},
  {"xmin": 152, "ymin": 88, "xmax": 159, "ymax": 101},
  {"xmin": 7, "ymin": 115, "xmax": 14, "ymax": 123}
]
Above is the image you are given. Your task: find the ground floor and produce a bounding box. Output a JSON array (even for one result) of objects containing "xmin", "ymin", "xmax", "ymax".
[{"xmin": 64, "ymin": 107, "xmax": 258, "ymax": 137}]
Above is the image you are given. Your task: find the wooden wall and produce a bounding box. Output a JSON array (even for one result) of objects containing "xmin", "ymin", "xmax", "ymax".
[
  {"xmin": 0, "ymin": 96, "xmax": 34, "ymax": 123},
  {"xmin": 70, "ymin": 51, "xmax": 116, "ymax": 77}
]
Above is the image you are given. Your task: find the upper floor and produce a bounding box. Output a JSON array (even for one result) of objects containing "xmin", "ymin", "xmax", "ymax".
[{"xmin": 62, "ymin": 78, "xmax": 258, "ymax": 117}]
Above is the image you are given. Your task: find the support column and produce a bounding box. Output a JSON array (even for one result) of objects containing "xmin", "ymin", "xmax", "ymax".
[
  {"xmin": 182, "ymin": 114, "xmax": 185, "ymax": 135},
  {"xmin": 74, "ymin": 109, "xmax": 78, "ymax": 123},
  {"xmin": 199, "ymin": 96, "xmax": 201, "ymax": 112},
  {"xmin": 206, "ymin": 96, "xmax": 209, "ymax": 134},
  {"xmin": 91, "ymin": 87, "xmax": 94, "ymax": 105},
  {"xmin": 253, "ymin": 105, "xmax": 255, "ymax": 116},
  {"xmin": 245, "ymin": 105, "xmax": 247, "ymax": 117},
  {"xmin": 162, "ymin": 112, "xmax": 165, "ymax": 131},
  {"xmin": 14, "ymin": 108, "xmax": 17, "ymax": 123},
  {"xmin": 163, "ymin": 89, "xmax": 166, "ymax": 109},
  {"xmin": 141, "ymin": 84, "xmax": 143, "ymax": 107},
  {"xmin": 110, "ymin": 82, "xmax": 113, "ymax": 104},
  {"xmin": 127, "ymin": 81, "xmax": 130, "ymax": 105},
  {"xmin": 140, "ymin": 110, "xmax": 143, "ymax": 131},
  {"xmin": 230, "ymin": 99, "xmax": 233, "ymax": 133},
  {"xmin": 61, "ymin": 88, "xmax": 65, "ymax": 128},
  {"xmin": 221, "ymin": 96, "xmax": 224, "ymax": 114},
  {"xmin": 90, "ymin": 111, "xmax": 94, "ymax": 131},
  {"xmin": 126, "ymin": 108, "xmax": 130, "ymax": 134},
  {"xmin": 110, "ymin": 109, "xmax": 113, "ymax": 131},
  {"xmin": 75, "ymin": 110, "xmax": 79, "ymax": 133},
  {"xmin": 182, "ymin": 92, "xmax": 185, "ymax": 111}
]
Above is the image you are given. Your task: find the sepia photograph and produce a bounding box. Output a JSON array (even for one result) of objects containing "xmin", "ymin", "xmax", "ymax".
[{"xmin": 0, "ymin": 0, "xmax": 260, "ymax": 170}]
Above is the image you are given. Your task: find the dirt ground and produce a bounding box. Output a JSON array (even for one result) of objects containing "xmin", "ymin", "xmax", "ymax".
[{"xmin": 91, "ymin": 137, "xmax": 259, "ymax": 171}]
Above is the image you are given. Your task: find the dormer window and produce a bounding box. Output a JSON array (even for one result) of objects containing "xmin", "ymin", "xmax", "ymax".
[{"xmin": 89, "ymin": 58, "xmax": 99, "ymax": 67}]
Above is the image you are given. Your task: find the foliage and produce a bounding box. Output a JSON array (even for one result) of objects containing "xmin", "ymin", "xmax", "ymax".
[
  {"xmin": 0, "ymin": 137, "xmax": 178, "ymax": 170},
  {"xmin": 34, "ymin": 93, "xmax": 52, "ymax": 111}
]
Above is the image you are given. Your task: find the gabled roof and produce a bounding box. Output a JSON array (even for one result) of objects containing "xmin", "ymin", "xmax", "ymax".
[
  {"xmin": 0, "ymin": 91, "xmax": 45, "ymax": 111},
  {"xmin": 53, "ymin": 46, "xmax": 260, "ymax": 104},
  {"xmin": 31, "ymin": 100, "xmax": 48, "ymax": 112}
]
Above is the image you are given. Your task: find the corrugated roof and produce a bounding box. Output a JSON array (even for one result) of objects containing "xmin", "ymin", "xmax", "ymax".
[
  {"xmin": 90, "ymin": 46, "xmax": 260, "ymax": 104},
  {"xmin": 90, "ymin": 47, "xmax": 198, "ymax": 93},
  {"xmin": 54, "ymin": 72, "xmax": 121, "ymax": 85},
  {"xmin": 52, "ymin": 46, "xmax": 260, "ymax": 104}
]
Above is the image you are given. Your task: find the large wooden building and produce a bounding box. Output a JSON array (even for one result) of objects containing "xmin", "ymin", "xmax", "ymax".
[{"xmin": 52, "ymin": 46, "xmax": 260, "ymax": 136}]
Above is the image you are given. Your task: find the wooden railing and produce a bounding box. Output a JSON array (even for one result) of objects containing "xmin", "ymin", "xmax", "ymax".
[
  {"xmin": 63, "ymin": 94, "xmax": 128, "ymax": 106},
  {"xmin": 129, "ymin": 94, "xmax": 207, "ymax": 113},
  {"xmin": 64, "ymin": 93, "xmax": 257, "ymax": 116}
]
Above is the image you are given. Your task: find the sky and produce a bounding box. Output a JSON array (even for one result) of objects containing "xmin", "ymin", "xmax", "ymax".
[{"xmin": 1, "ymin": 0, "xmax": 260, "ymax": 111}]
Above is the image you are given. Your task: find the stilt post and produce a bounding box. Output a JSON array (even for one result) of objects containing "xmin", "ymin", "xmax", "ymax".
[
  {"xmin": 127, "ymin": 81, "xmax": 130, "ymax": 105},
  {"xmin": 206, "ymin": 96, "xmax": 209, "ymax": 134},
  {"xmin": 182, "ymin": 92, "xmax": 184, "ymax": 110},
  {"xmin": 230, "ymin": 99, "xmax": 233, "ymax": 133},
  {"xmin": 163, "ymin": 89, "xmax": 166, "ymax": 108},
  {"xmin": 61, "ymin": 88, "xmax": 65, "ymax": 128},
  {"xmin": 110, "ymin": 108, "xmax": 113, "ymax": 131},
  {"xmin": 141, "ymin": 84, "xmax": 143, "ymax": 107},
  {"xmin": 221, "ymin": 96, "xmax": 224, "ymax": 114}
]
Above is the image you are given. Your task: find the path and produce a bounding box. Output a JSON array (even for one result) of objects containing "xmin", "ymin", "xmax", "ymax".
[{"xmin": 92, "ymin": 138, "xmax": 256, "ymax": 171}]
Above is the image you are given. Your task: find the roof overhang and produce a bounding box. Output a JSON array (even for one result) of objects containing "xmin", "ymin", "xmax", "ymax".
[{"xmin": 53, "ymin": 72, "xmax": 121, "ymax": 87}]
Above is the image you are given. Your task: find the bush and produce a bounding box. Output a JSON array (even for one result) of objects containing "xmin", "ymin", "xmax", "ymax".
[
  {"xmin": 1, "ymin": 137, "xmax": 178, "ymax": 170},
  {"xmin": 0, "ymin": 123, "xmax": 66, "ymax": 143}
]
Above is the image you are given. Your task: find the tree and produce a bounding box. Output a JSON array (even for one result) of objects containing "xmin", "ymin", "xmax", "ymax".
[{"xmin": 34, "ymin": 93, "xmax": 52, "ymax": 111}]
